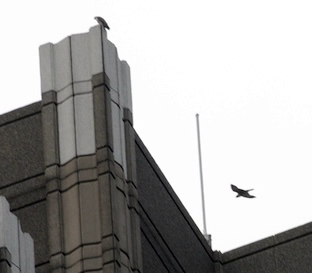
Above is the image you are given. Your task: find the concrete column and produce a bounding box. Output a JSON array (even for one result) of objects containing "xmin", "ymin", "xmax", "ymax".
[{"xmin": 40, "ymin": 25, "xmax": 142, "ymax": 273}]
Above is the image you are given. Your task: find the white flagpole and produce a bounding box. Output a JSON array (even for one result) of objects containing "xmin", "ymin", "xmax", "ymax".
[{"xmin": 196, "ymin": 113, "xmax": 208, "ymax": 237}]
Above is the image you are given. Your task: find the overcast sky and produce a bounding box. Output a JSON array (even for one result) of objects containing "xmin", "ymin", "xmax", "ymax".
[{"xmin": 1, "ymin": 0, "xmax": 312, "ymax": 252}]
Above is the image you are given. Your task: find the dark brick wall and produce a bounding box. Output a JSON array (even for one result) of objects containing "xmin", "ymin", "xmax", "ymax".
[
  {"xmin": 222, "ymin": 222, "xmax": 312, "ymax": 273},
  {"xmin": 0, "ymin": 102, "xmax": 49, "ymax": 272},
  {"xmin": 0, "ymin": 102, "xmax": 44, "ymax": 184},
  {"xmin": 135, "ymin": 133, "xmax": 215, "ymax": 273}
]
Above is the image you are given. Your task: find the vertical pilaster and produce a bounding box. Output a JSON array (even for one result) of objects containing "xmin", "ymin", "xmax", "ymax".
[
  {"xmin": 123, "ymin": 108, "xmax": 143, "ymax": 272},
  {"xmin": 41, "ymin": 89, "xmax": 65, "ymax": 273}
]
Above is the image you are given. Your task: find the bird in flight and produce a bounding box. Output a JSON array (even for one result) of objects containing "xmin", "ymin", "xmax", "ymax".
[
  {"xmin": 231, "ymin": 184, "xmax": 256, "ymax": 198},
  {"xmin": 94, "ymin": 16, "xmax": 110, "ymax": 30}
]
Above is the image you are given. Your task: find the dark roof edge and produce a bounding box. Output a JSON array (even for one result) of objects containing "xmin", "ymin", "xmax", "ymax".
[
  {"xmin": 0, "ymin": 101, "xmax": 42, "ymax": 126},
  {"xmin": 222, "ymin": 221, "xmax": 312, "ymax": 263},
  {"xmin": 134, "ymin": 130, "xmax": 215, "ymax": 260}
]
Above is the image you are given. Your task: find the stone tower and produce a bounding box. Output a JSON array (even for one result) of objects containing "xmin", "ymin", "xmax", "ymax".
[{"xmin": 39, "ymin": 25, "xmax": 142, "ymax": 273}]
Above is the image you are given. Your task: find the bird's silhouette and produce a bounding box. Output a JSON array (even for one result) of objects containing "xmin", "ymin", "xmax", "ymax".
[
  {"xmin": 231, "ymin": 184, "xmax": 255, "ymax": 198},
  {"xmin": 94, "ymin": 16, "xmax": 110, "ymax": 30}
]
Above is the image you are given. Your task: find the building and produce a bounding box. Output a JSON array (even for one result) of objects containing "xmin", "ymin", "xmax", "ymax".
[
  {"xmin": 0, "ymin": 25, "xmax": 312, "ymax": 273},
  {"xmin": 0, "ymin": 196, "xmax": 34, "ymax": 273}
]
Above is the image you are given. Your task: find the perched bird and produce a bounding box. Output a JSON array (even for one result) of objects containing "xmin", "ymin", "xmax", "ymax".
[
  {"xmin": 231, "ymin": 184, "xmax": 256, "ymax": 198},
  {"xmin": 94, "ymin": 16, "xmax": 110, "ymax": 30}
]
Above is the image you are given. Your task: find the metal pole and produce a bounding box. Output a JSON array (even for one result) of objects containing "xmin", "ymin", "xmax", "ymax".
[{"xmin": 196, "ymin": 113, "xmax": 207, "ymax": 236}]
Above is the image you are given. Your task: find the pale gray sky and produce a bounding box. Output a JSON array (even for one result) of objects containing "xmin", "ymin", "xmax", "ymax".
[{"xmin": 1, "ymin": 0, "xmax": 312, "ymax": 252}]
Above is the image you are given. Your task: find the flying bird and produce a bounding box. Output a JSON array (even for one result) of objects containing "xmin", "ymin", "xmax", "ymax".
[
  {"xmin": 94, "ymin": 16, "xmax": 110, "ymax": 30},
  {"xmin": 231, "ymin": 184, "xmax": 256, "ymax": 198}
]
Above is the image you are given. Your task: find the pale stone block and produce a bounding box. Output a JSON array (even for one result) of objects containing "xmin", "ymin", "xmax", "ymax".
[
  {"xmin": 120, "ymin": 115, "xmax": 127, "ymax": 178},
  {"xmin": 117, "ymin": 60, "xmax": 123, "ymax": 107},
  {"xmin": 102, "ymin": 262, "xmax": 117, "ymax": 273},
  {"xmin": 73, "ymin": 81, "xmax": 92, "ymax": 95},
  {"xmin": 53, "ymin": 37, "xmax": 73, "ymax": 92},
  {"xmin": 56, "ymin": 84, "xmax": 74, "ymax": 104},
  {"xmin": 19, "ymin": 229, "xmax": 35, "ymax": 273},
  {"xmin": 7, "ymin": 208, "xmax": 19, "ymax": 270},
  {"xmin": 58, "ymin": 97, "xmax": 76, "ymax": 164},
  {"xmin": 65, "ymin": 246, "xmax": 82, "ymax": 268},
  {"xmin": 62, "ymin": 185, "xmax": 81, "ymax": 253},
  {"xmin": 83, "ymin": 256, "xmax": 103, "ymax": 271},
  {"xmin": 89, "ymin": 25, "xmax": 104, "ymax": 75},
  {"xmin": 111, "ymin": 103, "xmax": 123, "ymax": 167},
  {"xmin": 111, "ymin": 101, "xmax": 127, "ymax": 176},
  {"xmin": 19, "ymin": 223, "xmax": 26, "ymax": 273},
  {"xmin": 0, "ymin": 197, "xmax": 10, "ymax": 248},
  {"xmin": 126, "ymin": 201, "xmax": 134, "ymax": 265},
  {"xmin": 104, "ymin": 40, "xmax": 119, "ymax": 92},
  {"xmin": 66, "ymin": 260, "xmax": 83, "ymax": 273},
  {"xmin": 11, "ymin": 264, "xmax": 19, "ymax": 273},
  {"xmin": 119, "ymin": 61, "xmax": 133, "ymax": 112},
  {"xmin": 98, "ymin": 174, "xmax": 114, "ymax": 236},
  {"xmin": 24, "ymin": 234, "xmax": 35, "ymax": 273},
  {"xmin": 115, "ymin": 187, "xmax": 128, "ymax": 252},
  {"xmin": 110, "ymin": 89, "xmax": 119, "ymax": 105},
  {"xmin": 79, "ymin": 182, "xmax": 101, "ymax": 244},
  {"xmin": 46, "ymin": 191, "xmax": 63, "ymax": 254},
  {"xmin": 74, "ymin": 93, "xmax": 96, "ymax": 156},
  {"xmin": 41, "ymin": 103, "xmax": 59, "ymax": 166},
  {"xmin": 71, "ymin": 33, "xmax": 92, "ymax": 83},
  {"xmin": 39, "ymin": 43, "xmax": 55, "ymax": 93},
  {"xmin": 82, "ymin": 243, "xmax": 102, "ymax": 258}
]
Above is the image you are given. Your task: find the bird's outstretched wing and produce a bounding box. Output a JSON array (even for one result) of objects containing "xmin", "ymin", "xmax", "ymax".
[
  {"xmin": 231, "ymin": 184, "xmax": 240, "ymax": 193},
  {"xmin": 94, "ymin": 16, "xmax": 110, "ymax": 30},
  {"xmin": 242, "ymin": 192, "xmax": 256, "ymax": 198},
  {"xmin": 231, "ymin": 184, "xmax": 255, "ymax": 198}
]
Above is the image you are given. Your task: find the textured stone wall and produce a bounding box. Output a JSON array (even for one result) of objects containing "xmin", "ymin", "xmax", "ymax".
[
  {"xmin": 219, "ymin": 222, "xmax": 312, "ymax": 273},
  {"xmin": 0, "ymin": 102, "xmax": 48, "ymax": 273},
  {"xmin": 135, "ymin": 134, "xmax": 216, "ymax": 273}
]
